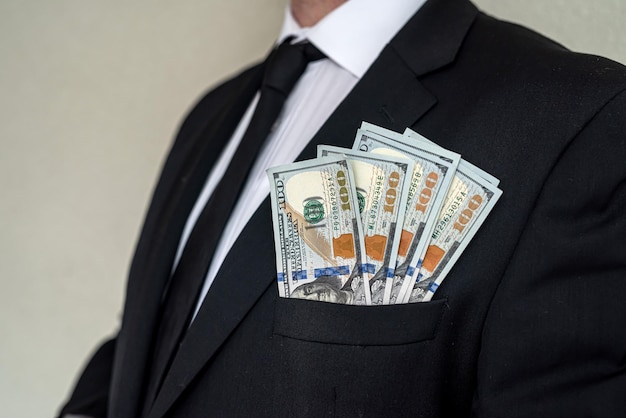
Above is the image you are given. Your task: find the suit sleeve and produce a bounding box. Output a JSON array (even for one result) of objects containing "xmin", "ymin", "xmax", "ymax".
[
  {"xmin": 472, "ymin": 89, "xmax": 626, "ymax": 417},
  {"xmin": 57, "ymin": 338, "xmax": 116, "ymax": 418}
]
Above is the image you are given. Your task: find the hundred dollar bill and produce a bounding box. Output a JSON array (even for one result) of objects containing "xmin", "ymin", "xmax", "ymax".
[
  {"xmin": 396, "ymin": 128, "xmax": 503, "ymax": 302},
  {"xmin": 402, "ymin": 157, "xmax": 502, "ymax": 303},
  {"xmin": 355, "ymin": 123, "xmax": 460, "ymax": 304},
  {"xmin": 318, "ymin": 145, "xmax": 414, "ymax": 305},
  {"xmin": 267, "ymin": 157, "xmax": 370, "ymax": 305}
]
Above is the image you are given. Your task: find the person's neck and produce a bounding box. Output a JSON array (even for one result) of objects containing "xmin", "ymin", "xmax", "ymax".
[{"xmin": 290, "ymin": 0, "xmax": 347, "ymax": 27}]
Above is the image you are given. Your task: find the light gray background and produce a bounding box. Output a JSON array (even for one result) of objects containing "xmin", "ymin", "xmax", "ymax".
[{"xmin": 0, "ymin": 1, "xmax": 624, "ymax": 416}]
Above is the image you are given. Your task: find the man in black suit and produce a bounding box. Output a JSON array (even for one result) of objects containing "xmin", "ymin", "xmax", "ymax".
[{"xmin": 60, "ymin": 0, "xmax": 626, "ymax": 416}]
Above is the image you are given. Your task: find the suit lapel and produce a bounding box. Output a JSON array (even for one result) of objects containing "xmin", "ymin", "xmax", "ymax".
[
  {"xmin": 149, "ymin": 1, "xmax": 478, "ymax": 416},
  {"xmin": 109, "ymin": 64, "xmax": 265, "ymax": 418},
  {"xmin": 298, "ymin": 47, "xmax": 437, "ymax": 160}
]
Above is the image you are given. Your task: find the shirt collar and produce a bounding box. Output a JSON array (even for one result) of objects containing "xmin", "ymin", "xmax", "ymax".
[{"xmin": 278, "ymin": 0, "xmax": 428, "ymax": 78}]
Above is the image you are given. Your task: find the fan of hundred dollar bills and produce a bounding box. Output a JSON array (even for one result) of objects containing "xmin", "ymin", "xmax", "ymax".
[{"xmin": 266, "ymin": 122, "xmax": 502, "ymax": 305}]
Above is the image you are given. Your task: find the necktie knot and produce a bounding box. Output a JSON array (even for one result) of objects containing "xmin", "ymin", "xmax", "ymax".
[{"xmin": 262, "ymin": 38, "xmax": 326, "ymax": 96}]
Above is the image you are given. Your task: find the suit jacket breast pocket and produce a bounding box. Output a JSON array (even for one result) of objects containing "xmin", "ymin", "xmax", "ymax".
[{"xmin": 273, "ymin": 297, "xmax": 448, "ymax": 346}]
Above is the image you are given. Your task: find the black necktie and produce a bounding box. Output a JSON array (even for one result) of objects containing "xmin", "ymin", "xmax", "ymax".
[{"xmin": 142, "ymin": 38, "xmax": 325, "ymax": 411}]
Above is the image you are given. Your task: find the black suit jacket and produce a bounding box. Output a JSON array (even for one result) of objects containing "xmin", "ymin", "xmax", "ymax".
[{"xmin": 60, "ymin": 0, "xmax": 626, "ymax": 416}]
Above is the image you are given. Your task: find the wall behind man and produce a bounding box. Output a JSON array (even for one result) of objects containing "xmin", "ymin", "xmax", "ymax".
[{"xmin": 0, "ymin": 1, "xmax": 623, "ymax": 416}]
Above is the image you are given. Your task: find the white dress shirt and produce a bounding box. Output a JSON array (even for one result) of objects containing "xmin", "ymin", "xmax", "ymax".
[{"xmin": 183, "ymin": 0, "xmax": 427, "ymax": 320}]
